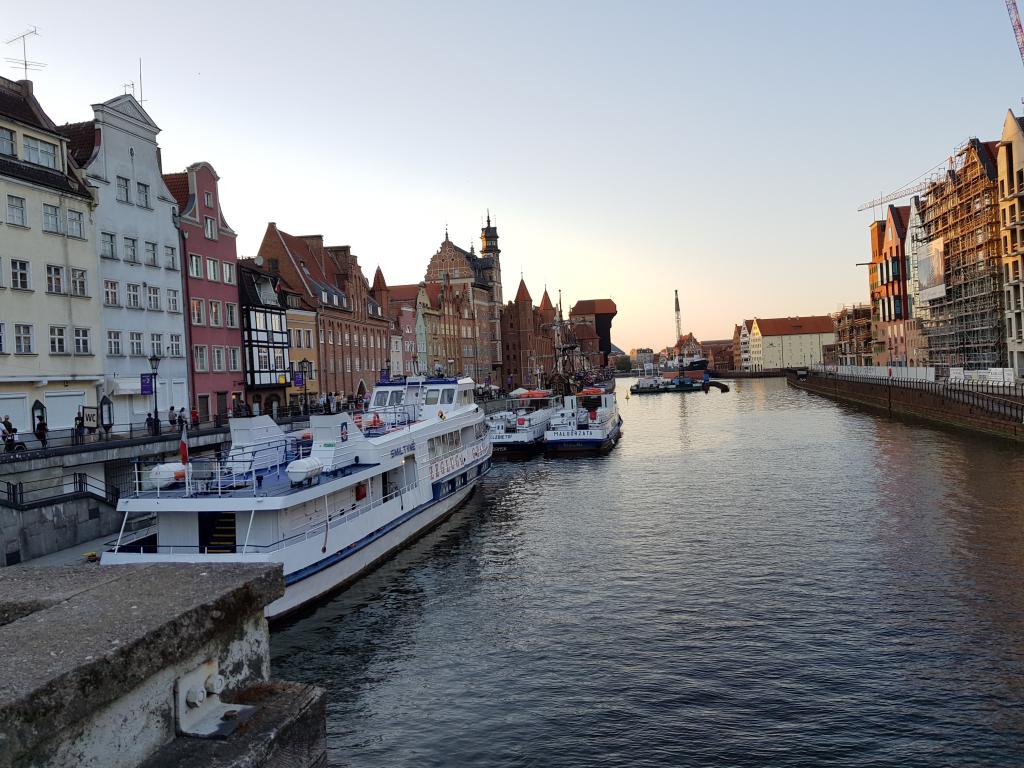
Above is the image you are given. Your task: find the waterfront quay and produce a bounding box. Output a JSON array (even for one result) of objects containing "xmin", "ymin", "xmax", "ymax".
[{"xmin": 272, "ymin": 377, "xmax": 1024, "ymax": 767}]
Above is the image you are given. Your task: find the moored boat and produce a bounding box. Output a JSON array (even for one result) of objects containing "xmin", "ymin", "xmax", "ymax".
[
  {"xmin": 102, "ymin": 376, "xmax": 492, "ymax": 620},
  {"xmin": 544, "ymin": 387, "xmax": 622, "ymax": 454},
  {"xmin": 486, "ymin": 390, "xmax": 561, "ymax": 456}
]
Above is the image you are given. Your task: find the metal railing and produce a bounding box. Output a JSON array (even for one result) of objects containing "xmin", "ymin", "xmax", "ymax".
[
  {"xmin": 0, "ymin": 473, "xmax": 118, "ymax": 510},
  {"xmin": 804, "ymin": 370, "xmax": 1024, "ymax": 423}
]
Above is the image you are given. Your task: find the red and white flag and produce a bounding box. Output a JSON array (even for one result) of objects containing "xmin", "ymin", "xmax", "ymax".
[{"xmin": 179, "ymin": 425, "xmax": 189, "ymax": 464}]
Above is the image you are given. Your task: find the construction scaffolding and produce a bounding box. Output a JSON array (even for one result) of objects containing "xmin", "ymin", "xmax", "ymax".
[
  {"xmin": 919, "ymin": 139, "xmax": 1006, "ymax": 369},
  {"xmin": 831, "ymin": 304, "xmax": 873, "ymax": 366}
]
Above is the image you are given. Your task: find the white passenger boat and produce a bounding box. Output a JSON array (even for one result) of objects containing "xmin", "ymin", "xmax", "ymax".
[
  {"xmin": 543, "ymin": 387, "xmax": 623, "ymax": 454},
  {"xmin": 102, "ymin": 377, "xmax": 492, "ymax": 619},
  {"xmin": 485, "ymin": 390, "xmax": 561, "ymax": 455}
]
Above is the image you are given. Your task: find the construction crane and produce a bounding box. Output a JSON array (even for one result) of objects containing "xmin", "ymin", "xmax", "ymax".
[
  {"xmin": 857, "ymin": 180, "xmax": 931, "ymax": 212},
  {"xmin": 674, "ymin": 290, "xmax": 682, "ymax": 342},
  {"xmin": 1007, "ymin": 0, "xmax": 1024, "ymax": 67}
]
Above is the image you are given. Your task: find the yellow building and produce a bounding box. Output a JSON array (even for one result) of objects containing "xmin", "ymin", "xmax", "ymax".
[
  {"xmin": 0, "ymin": 78, "xmax": 102, "ymax": 430},
  {"xmin": 282, "ymin": 287, "xmax": 320, "ymax": 408}
]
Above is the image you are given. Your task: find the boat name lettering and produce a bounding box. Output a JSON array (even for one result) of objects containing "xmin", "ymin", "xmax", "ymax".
[{"xmin": 390, "ymin": 442, "xmax": 416, "ymax": 458}]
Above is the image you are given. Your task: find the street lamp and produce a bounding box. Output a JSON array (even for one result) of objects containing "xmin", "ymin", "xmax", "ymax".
[{"xmin": 148, "ymin": 354, "xmax": 161, "ymax": 433}]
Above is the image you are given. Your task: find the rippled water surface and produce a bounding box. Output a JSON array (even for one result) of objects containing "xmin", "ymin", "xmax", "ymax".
[{"xmin": 272, "ymin": 378, "xmax": 1024, "ymax": 767}]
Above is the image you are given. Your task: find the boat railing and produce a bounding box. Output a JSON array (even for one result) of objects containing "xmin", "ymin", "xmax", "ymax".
[
  {"xmin": 362, "ymin": 404, "xmax": 419, "ymax": 434},
  {"xmin": 111, "ymin": 479, "xmax": 422, "ymax": 556},
  {"xmin": 428, "ymin": 435, "xmax": 490, "ymax": 465}
]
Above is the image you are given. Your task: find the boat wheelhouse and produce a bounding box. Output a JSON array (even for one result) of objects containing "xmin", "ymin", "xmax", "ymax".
[
  {"xmin": 543, "ymin": 388, "xmax": 622, "ymax": 454},
  {"xmin": 103, "ymin": 377, "xmax": 492, "ymax": 619}
]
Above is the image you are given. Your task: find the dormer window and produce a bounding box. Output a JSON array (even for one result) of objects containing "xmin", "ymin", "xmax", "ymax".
[
  {"xmin": 321, "ymin": 290, "xmax": 328, "ymax": 303},
  {"xmin": 23, "ymin": 136, "xmax": 57, "ymax": 169},
  {"xmin": 0, "ymin": 128, "xmax": 14, "ymax": 157},
  {"xmin": 332, "ymin": 295, "xmax": 339, "ymax": 306}
]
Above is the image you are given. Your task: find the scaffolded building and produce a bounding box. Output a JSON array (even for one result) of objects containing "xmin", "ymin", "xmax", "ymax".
[
  {"xmin": 831, "ymin": 304, "xmax": 873, "ymax": 366},
  {"xmin": 920, "ymin": 139, "xmax": 1006, "ymax": 369}
]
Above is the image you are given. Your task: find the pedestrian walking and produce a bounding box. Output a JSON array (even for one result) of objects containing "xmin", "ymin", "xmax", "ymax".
[
  {"xmin": 34, "ymin": 415, "xmax": 48, "ymax": 449},
  {"xmin": 73, "ymin": 413, "xmax": 85, "ymax": 444},
  {"xmin": 1, "ymin": 415, "xmax": 13, "ymax": 436},
  {"xmin": 177, "ymin": 407, "xmax": 187, "ymax": 430},
  {"xmin": 146, "ymin": 412, "xmax": 157, "ymax": 436}
]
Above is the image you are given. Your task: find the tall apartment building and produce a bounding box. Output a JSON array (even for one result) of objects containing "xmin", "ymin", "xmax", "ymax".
[
  {"xmin": 61, "ymin": 95, "xmax": 189, "ymax": 425},
  {"xmin": 998, "ymin": 110, "xmax": 1024, "ymax": 375},
  {"xmin": 920, "ymin": 139, "xmax": 1004, "ymax": 369},
  {"xmin": 0, "ymin": 77, "xmax": 101, "ymax": 430},
  {"xmin": 163, "ymin": 162, "xmax": 244, "ymax": 420},
  {"xmin": 867, "ymin": 205, "xmax": 910, "ymax": 366}
]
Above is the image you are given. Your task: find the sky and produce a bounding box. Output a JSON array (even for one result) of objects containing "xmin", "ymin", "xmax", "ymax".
[{"xmin": 5, "ymin": 1, "xmax": 1024, "ymax": 351}]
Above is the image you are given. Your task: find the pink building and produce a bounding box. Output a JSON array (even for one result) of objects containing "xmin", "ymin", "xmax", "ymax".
[{"xmin": 164, "ymin": 163, "xmax": 244, "ymax": 420}]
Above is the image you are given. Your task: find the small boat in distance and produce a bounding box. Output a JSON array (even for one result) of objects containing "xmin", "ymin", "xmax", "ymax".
[{"xmin": 630, "ymin": 363, "xmax": 665, "ymax": 394}]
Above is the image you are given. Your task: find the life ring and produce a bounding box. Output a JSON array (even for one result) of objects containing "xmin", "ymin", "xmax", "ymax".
[
  {"xmin": 517, "ymin": 417, "xmax": 526, "ymax": 426},
  {"xmin": 589, "ymin": 410, "xmax": 598, "ymax": 421}
]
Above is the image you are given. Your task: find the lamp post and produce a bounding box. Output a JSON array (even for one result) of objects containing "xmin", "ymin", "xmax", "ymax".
[
  {"xmin": 148, "ymin": 354, "xmax": 161, "ymax": 434},
  {"xmin": 300, "ymin": 358, "xmax": 311, "ymax": 413}
]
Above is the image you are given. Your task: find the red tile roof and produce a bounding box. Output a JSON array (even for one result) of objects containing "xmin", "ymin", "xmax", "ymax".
[
  {"xmin": 754, "ymin": 316, "xmax": 834, "ymax": 336},
  {"xmin": 539, "ymin": 290, "xmax": 553, "ymax": 311},
  {"xmin": 515, "ymin": 278, "xmax": 532, "ymax": 303},
  {"xmin": 387, "ymin": 284, "xmax": 421, "ymax": 303},
  {"xmin": 571, "ymin": 298, "xmax": 617, "ymax": 316},
  {"xmin": 58, "ymin": 121, "xmax": 97, "ymax": 167},
  {"xmin": 162, "ymin": 172, "xmax": 190, "ymax": 209},
  {"xmin": 372, "ymin": 266, "xmax": 387, "ymax": 292}
]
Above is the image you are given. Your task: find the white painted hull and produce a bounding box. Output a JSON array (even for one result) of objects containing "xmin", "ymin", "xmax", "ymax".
[{"xmin": 269, "ymin": 482, "xmax": 476, "ymax": 619}]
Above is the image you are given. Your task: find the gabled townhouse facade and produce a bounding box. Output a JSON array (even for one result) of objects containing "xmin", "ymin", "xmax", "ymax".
[
  {"xmin": 868, "ymin": 204, "xmax": 911, "ymax": 366},
  {"xmin": 60, "ymin": 95, "xmax": 188, "ymax": 425},
  {"xmin": 163, "ymin": 162, "xmax": 244, "ymax": 420},
  {"xmin": 238, "ymin": 259, "xmax": 290, "ymax": 414},
  {"xmin": 0, "ymin": 77, "xmax": 101, "ymax": 430}
]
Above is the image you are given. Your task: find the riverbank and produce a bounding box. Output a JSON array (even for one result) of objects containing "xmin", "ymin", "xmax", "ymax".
[{"xmin": 786, "ymin": 371, "xmax": 1024, "ymax": 443}]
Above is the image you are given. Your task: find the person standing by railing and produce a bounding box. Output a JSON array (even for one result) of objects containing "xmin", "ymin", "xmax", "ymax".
[{"xmin": 34, "ymin": 416, "xmax": 48, "ymax": 449}]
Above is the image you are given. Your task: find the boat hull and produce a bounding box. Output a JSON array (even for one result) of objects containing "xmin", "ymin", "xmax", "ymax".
[{"xmin": 543, "ymin": 418, "xmax": 622, "ymax": 455}]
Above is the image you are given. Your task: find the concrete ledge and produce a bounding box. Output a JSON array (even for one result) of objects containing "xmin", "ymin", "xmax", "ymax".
[{"xmin": 0, "ymin": 563, "xmax": 284, "ymax": 766}]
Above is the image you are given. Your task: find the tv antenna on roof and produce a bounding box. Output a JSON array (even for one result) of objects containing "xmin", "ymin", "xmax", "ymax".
[{"xmin": 4, "ymin": 27, "xmax": 45, "ymax": 81}]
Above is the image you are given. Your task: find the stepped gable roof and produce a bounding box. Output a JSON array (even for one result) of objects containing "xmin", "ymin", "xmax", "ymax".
[
  {"xmin": 571, "ymin": 298, "xmax": 617, "ymax": 315},
  {"xmin": 162, "ymin": 172, "xmax": 189, "ymax": 209},
  {"xmin": 755, "ymin": 315, "xmax": 833, "ymax": 336},
  {"xmin": 515, "ymin": 278, "xmax": 532, "ymax": 303},
  {"xmin": 539, "ymin": 290, "xmax": 554, "ymax": 311},
  {"xmin": 58, "ymin": 121, "xmax": 96, "ymax": 167}
]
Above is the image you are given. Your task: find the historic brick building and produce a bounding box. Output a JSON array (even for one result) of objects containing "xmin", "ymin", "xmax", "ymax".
[
  {"xmin": 499, "ymin": 280, "xmax": 557, "ymax": 389},
  {"xmin": 423, "ymin": 216, "xmax": 503, "ymax": 382},
  {"xmin": 163, "ymin": 162, "xmax": 244, "ymax": 420},
  {"xmin": 569, "ymin": 299, "xmax": 617, "ymax": 366},
  {"xmin": 256, "ymin": 224, "xmax": 390, "ymax": 399}
]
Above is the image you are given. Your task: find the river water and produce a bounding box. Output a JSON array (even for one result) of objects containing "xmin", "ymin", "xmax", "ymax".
[{"xmin": 272, "ymin": 378, "xmax": 1024, "ymax": 767}]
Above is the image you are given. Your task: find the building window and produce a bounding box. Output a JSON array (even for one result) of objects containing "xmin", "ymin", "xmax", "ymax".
[
  {"xmin": 67, "ymin": 210, "xmax": 84, "ymax": 239},
  {"xmin": 23, "ymin": 136, "xmax": 57, "ymax": 169},
  {"xmin": 116, "ymin": 176, "xmax": 131, "ymax": 202},
  {"xmin": 194, "ymin": 345, "xmax": 209, "ymax": 372},
  {"xmin": 147, "ymin": 286, "xmax": 161, "ymax": 311},
  {"xmin": 209, "ymin": 300, "xmax": 222, "ymax": 326},
  {"xmin": 257, "ymin": 347, "xmax": 270, "ymax": 370},
  {"xmin": 222, "ymin": 262, "xmax": 235, "ymax": 284},
  {"xmin": 228, "ymin": 347, "xmax": 241, "ymax": 371},
  {"xmin": 101, "ymin": 232, "xmax": 117, "ymax": 259},
  {"xmin": 188, "ymin": 253, "xmax": 202, "ymax": 278},
  {"xmin": 46, "ymin": 265, "xmax": 64, "ymax": 294},
  {"xmin": 42, "ymin": 204, "xmax": 61, "ymax": 233},
  {"xmin": 206, "ymin": 257, "xmax": 218, "ymax": 281},
  {"xmin": 167, "ymin": 288, "xmax": 180, "ymax": 312},
  {"xmin": 304, "ymin": 329, "xmax": 312, "ymax": 348},
  {"xmin": 212, "ymin": 346, "xmax": 226, "ymax": 371},
  {"xmin": 150, "ymin": 333, "xmax": 163, "ymax": 357},
  {"xmin": 225, "ymin": 303, "xmax": 238, "ymax": 327},
  {"xmin": 11, "ymin": 260, "xmax": 30, "ymax": 290},
  {"xmin": 327, "ymin": 328, "xmax": 334, "ymax": 344},
  {"xmin": 74, "ymin": 328, "xmax": 90, "ymax": 354},
  {"xmin": 49, "ymin": 325, "xmax": 66, "ymax": 353},
  {"xmin": 129, "ymin": 331, "xmax": 143, "ymax": 356},
  {"xmin": 127, "ymin": 283, "xmax": 142, "ymax": 309},
  {"xmin": 0, "ymin": 128, "xmax": 13, "ymax": 156},
  {"xmin": 104, "ymin": 280, "xmax": 119, "ymax": 306},
  {"xmin": 204, "ymin": 216, "xmax": 217, "ymax": 239},
  {"xmin": 204, "ymin": 191, "xmax": 212, "ymax": 207},
  {"xmin": 165, "ymin": 246, "xmax": 178, "ymax": 270},
  {"xmin": 7, "ymin": 195, "xmax": 26, "ymax": 226},
  {"xmin": 145, "ymin": 242, "xmax": 158, "ymax": 265},
  {"xmin": 71, "ymin": 268, "xmax": 87, "ymax": 297},
  {"xmin": 169, "ymin": 334, "xmax": 182, "ymax": 357},
  {"xmin": 124, "ymin": 237, "xmax": 138, "ymax": 263},
  {"xmin": 107, "ymin": 330, "xmax": 122, "ymax": 356},
  {"xmin": 15, "ymin": 324, "xmax": 33, "ymax": 354},
  {"xmin": 191, "ymin": 298, "xmax": 205, "ymax": 325},
  {"xmin": 274, "ymin": 350, "xmax": 285, "ymax": 370},
  {"xmin": 137, "ymin": 182, "xmax": 150, "ymax": 208}
]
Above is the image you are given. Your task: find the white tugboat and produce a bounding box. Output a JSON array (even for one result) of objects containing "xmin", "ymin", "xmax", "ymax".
[
  {"xmin": 543, "ymin": 387, "xmax": 622, "ymax": 454},
  {"xmin": 486, "ymin": 389, "xmax": 561, "ymax": 456},
  {"xmin": 102, "ymin": 377, "xmax": 492, "ymax": 619}
]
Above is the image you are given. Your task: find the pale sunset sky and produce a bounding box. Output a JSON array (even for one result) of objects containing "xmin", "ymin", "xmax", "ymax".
[{"xmin": 5, "ymin": 1, "xmax": 1023, "ymax": 351}]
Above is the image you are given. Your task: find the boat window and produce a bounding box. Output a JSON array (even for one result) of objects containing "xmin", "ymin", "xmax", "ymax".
[
  {"xmin": 388, "ymin": 391, "xmax": 404, "ymax": 406},
  {"xmin": 425, "ymin": 389, "xmax": 440, "ymax": 405},
  {"xmin": 373, "ymin": 391, "xmax": 389, "ymax": 407},
  {"xmin": 441, "ymin": 388, "xmax": 455, "ymax": 405}
]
